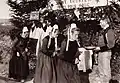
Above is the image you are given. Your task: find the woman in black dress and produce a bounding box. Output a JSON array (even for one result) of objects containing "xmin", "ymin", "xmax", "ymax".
[
  {"xmin": 56, "ymin": 26, "xmax": 83, "ymax": 83},
  {"xmin": 9, "ymin": 26, "xmax": 29, "ymax": 82},
  {"xmin": 34, "ymin": 24, "xmax": 59, "ymax": 83}
]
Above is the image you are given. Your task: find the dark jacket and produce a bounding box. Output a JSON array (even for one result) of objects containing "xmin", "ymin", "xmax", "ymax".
[{"xmin": 98, "ymin": 28, "xmax": 115, "ymax": 52}]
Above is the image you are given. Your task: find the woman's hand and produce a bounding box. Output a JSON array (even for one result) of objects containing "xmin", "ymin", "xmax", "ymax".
[
  {"xmin": 94, "ymin": 47, "xmax": 100, "ymax": 51},
  {"xmin": 25, "ymin": 48, "xmax": 28, "ymax": 52},
  {"xmin": 52, "ymin": 51, "xmax": 57, "ymax": 57},
  {"xmin": 94, "ymin": 47, "xmax": 100, "ymax": 53}
]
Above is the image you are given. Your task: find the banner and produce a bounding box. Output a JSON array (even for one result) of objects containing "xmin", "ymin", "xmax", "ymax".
[
  {"xmin": 49, "ymin": 0, "xmax": 117, "ymax": 10},
  {"xmin": 26, "ymin": 0, "xmax": 37, "ymax": 1}
]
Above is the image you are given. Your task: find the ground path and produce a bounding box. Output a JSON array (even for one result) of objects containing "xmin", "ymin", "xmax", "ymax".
[{"xmin": 0, "ymin": 65, "xmax": 102, "ymax": 83}]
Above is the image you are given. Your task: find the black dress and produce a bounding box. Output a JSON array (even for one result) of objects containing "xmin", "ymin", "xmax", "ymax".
[
  {"xmin": 9, "ymin": 36, "xmax": 29, "ymax": 80},
  {"xmin": 56, "ymin": 40, "xmax": 82, "ymax": 83},
  {"xmin": 111, "ymin": 41, "xmax": 120, "ymax": 81},
  {"xmin": 34, "ymin": 36, "xmax": 57, "ymax": 83}
]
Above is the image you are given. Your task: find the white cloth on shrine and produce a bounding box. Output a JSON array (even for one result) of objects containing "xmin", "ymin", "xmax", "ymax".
[
  {"xmin": 29, "ymin": 27, "xmax": 45, "ymax": 56},
  {"xmin": 76, "ymin": 48, "xmax": 93, "ymax": 72}
]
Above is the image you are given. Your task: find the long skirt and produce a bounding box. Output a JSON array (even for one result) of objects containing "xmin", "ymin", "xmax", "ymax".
[
  {"xmin": 34, "ymin": 52, "xmax": 57, "ymax": 83},
  {"xmin": 55, "ymin": 58, "xmax": 82, "ymax": 83},
  {"xmin": 9, "ymin": 55, "xmax": 29, "ymax": 80}
]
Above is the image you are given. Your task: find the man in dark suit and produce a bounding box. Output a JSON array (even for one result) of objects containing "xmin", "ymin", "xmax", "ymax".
[{"xmin": 95, "ymin": 18, "xmax": 115, "ymax": 83}]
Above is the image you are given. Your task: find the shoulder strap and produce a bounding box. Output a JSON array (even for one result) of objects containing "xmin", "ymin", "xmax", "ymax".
[{"xmin": 103, "ymin": 34, "xmax": 107, "ymax": 45}]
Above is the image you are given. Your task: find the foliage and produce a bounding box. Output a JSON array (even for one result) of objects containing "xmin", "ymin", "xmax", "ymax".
[
  {"xmin": 7, "ymin": 0, "xmax": 49, "ymax": 28},
  {"xmin": 7, "ymin": 0, "xmax": 120, "ymax": 43}
]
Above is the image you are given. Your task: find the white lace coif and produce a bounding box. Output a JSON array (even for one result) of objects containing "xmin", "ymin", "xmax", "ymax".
[{"xmin": 70, "ymin": 23, "xmax": 77, "ymax": 29}]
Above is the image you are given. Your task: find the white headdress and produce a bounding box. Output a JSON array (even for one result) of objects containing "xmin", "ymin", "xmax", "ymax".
[
  {"xmin": 47, "ymin": 24, "xmax": 59, "ymax": 50},
  {"xmin": 22, "ymin": 26, "xmax": 28, "ymax": 33},
  {"xmin": 52, "ymin": 24, "xmax": 58, "ymax": 33},
  {"xmin": 70, "ymin": 23, "xmax": 77, "ymax": 29},
  {"xmin": 66, "ymin": 23, "xmax": 78, "ymax": 51},
  {"xmin": 53, "ymin": 24, "xmax": 59, "ymax": 52},
  {"xmin": 74, "ymin": 9, "xmax": 80, "ymax": 19}
]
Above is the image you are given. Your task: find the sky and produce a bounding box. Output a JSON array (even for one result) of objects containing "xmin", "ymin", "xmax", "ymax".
[{"xmin": 0, "ymin": 0, "xmax": 11, "ymax": 19}]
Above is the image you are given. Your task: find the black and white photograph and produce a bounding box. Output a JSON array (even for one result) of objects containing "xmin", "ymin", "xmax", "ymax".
[{"xmin": 0, "ymin": 0, "xmax": 120, "ymax": 83}]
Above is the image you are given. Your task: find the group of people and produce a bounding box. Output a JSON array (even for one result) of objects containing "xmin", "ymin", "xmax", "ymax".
[
  {"xmin": 9, "ymin": 26, "xmax": 29, "ymax": 82},
  {"xmin": 8, "ymin": 17, "xmax": 117, "ymax": 83}
]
